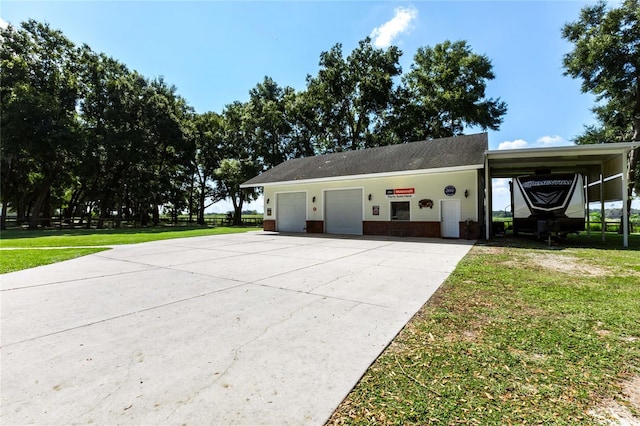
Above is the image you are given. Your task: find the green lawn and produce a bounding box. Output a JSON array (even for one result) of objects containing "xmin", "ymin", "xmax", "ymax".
[
  {"xmin": 0, "ymin": 226, "xmax": 257, "ymax": 248},
  {"xmin": 0, "ymin": 226, "xmax": 258, "ymax": 273},
  {"xmin": 329, "ymin": 233, "xmax": 640, "ymax": 425},
  {"xmin": 0, "ymin": 248, "xmax": 109, "ymax": 274}
]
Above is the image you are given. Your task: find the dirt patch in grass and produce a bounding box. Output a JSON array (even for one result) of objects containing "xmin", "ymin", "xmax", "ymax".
[
  {"xmin": 527, "ymin": 253, "xmax": 610, "ymax": 276},
  {"xmin": 473, "ymin": 245, "xmax": 508, "ymax": 255},
  {"xmin": 589, "ymin": 375, "xmax": 640, "ymax": 425}
]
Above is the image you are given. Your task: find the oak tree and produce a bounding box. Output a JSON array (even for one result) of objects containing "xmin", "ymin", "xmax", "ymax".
[{"xmin": 562, "ymin": 0, "xmax": 640, "ymax": 222}]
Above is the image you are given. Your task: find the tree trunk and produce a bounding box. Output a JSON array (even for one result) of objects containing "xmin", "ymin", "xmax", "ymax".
[
  {"xmin": 29, "ymin": 183, "xmax": 51, "ymax": 230},
  {"xmin": 63, "ymin": 188, "xmax": 82, "ymax": 225},
  {"xmin": 152, "ymin": 203, "xmax": 160, "ymax": 226},
  {"xmin": 197, "ymin": 186, "xmax": 206, "ymax": 225},
  {"xmin": 140, "ymin": 205, "xmax": 149, "ymax": 227},
  {"xmin": 16, "ymin": 195, "xmax": 26, "ymax": 226},
  {"xmin": 1, "ymin": 202, "xmax": 7, "ymax": 231},
  {"xmin": 115, "ymin": 181, "xmax": 125, "ymax": 229},
  {"xmin": 233, "ymin": 192, "xmax": 244, "ymax": 226},
  {"xmin": 233, "ymin": 204, "xmax": 243, "ymax": 226},
  {"xmin": 188, "ymin": 175, "xmax": 194, "ymax": 224},
  {"xmin": 97, "ymin": 195, "xmax": 110, "ymax": 229},
  {"xmin": 42, "ymin": 191, "xmax": 52, "ymax": 227}
]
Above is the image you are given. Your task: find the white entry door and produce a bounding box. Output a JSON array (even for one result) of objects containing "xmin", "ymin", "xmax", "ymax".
[
  {"xmin": 277, "ymin": 192, "xmax": 306, "ymax": 232},
  {"xmin": 441, "ymin": 199, "xmax": 460, "ymax": 238}
]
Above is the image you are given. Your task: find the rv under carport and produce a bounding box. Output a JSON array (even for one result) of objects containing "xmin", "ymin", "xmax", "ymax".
[{"xmin": 485, "ymin": 142, "xmax": 640, "ymax": 247}]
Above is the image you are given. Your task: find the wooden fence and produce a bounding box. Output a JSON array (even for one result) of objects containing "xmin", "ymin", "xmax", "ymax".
[{"xmin": 3, "ymin": 215, "xmax": 264, "ymax": 229}]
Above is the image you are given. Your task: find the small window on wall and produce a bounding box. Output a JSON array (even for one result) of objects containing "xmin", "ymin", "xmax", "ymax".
[{"xmin": 391, "ymin": 201, "xmax": 410, "ymax": 221}]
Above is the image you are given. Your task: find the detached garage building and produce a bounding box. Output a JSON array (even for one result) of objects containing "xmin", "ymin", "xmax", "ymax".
[{"xmin": 241, "ymin": 133, "xmax": 487, "ymax": 239}]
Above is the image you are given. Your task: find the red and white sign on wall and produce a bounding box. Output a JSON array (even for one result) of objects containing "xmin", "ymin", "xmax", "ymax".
[{"xmin": 385, "ymin": 188, "xmax": 415, "ymax": 198}]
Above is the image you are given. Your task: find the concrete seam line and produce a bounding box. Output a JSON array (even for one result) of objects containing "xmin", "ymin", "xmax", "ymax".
[
  {"xmin": 1, "ymin": 282, "xmax": 250, "ymax": 348},
  {"xmin": 1, "ymin": 267, "xmax": 157, "ymax": 292}
]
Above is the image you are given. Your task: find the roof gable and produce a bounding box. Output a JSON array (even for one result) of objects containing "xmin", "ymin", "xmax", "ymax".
[{"xmin": 242, "ymin": 133, "xmax": 488, "ymax": 186}]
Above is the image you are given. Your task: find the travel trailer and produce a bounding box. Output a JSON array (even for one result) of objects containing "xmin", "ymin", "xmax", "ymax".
[{"xmin": 511, "ymin": 173, "xmax": 585, "ymax": 236}]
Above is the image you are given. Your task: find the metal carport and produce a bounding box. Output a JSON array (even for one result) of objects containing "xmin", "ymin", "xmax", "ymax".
[{"xmin": 484, "ymin": 142, "xmax": 640, "ymax": 247}]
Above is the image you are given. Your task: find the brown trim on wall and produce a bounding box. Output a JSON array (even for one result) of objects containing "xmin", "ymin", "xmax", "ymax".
[
  {"xmin": 459, "ymin": 221, "xmax": 480, "ymax": 239},
  {"xmin": 363, "ymin": 221, "xmax": 441, "ymax": 238},
  {"xmin": 306, "ymin": 220, "xmax": 324, "ymax": 233},
  {"xmin": 263, "ymin": 220, "xmax": 276, "ymax": 232}
]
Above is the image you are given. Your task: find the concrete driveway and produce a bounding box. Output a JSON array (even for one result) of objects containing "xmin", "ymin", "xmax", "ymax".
[{"xmin": 1, "ymin": 232, "xmax": 473, "ymax": 425}]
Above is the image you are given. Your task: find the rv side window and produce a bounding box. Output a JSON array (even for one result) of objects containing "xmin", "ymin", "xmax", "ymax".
[{"xmin": 391, "ymin": 201, "xmax": 410, "ymax": 221}]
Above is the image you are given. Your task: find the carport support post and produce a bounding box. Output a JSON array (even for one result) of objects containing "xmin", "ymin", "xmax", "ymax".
[
  {"xmin": 622, "ymin": 151, "xmax": 629, "ymax": 248},
  {"xmin": 585, "ymin": 174, "xmax": 590, "ymax": 238},
  {"xmin": 484, "ymin": 157, "xmax": 491, "ymax": 240},
  {"xmin": 600, "ymin": 167, "xmax": 606, "ymax": 243}
]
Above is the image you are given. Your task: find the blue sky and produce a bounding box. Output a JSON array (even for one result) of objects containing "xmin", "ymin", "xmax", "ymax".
[{"xmin": 4, "ymin": 1, "xmax": 630, "ymax": 212}]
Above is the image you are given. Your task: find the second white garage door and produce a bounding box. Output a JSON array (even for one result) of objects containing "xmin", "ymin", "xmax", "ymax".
[
  {"xmin": 325, "ymin": 189, "xmax": 363, "ymax": 235},
  {"xmin": 277, "ymin": 192, "xmax": 306, "ymax": 232}
]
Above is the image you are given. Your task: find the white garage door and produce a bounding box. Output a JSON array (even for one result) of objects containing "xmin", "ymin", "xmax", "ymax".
[
  {"xmin": 325, "ymin": 189, "xmax": 363, "ymax": 235},
  {"xmin": 277, "ymin": 192, "xmax": 306, "ymax": 233}
]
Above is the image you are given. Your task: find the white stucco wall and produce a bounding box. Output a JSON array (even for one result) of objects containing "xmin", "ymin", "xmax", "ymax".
[{"xmin": 262, "ymin": 169, "xmax": 480, "ymax": 223}]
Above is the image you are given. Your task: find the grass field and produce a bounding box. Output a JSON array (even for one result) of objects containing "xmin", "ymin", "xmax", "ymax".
[
  {"xmin": 0, "ymin": 248, "xmax": 110, "ymax": 274},
  {"xmin": 0, "ymin": 226, "xmax": 258, "ymax": 273},
  {"xmin": 329, "ymin": 233, "xmax": 640, "ymax": 425},
  {"xmin": 0, "ymin": 226, "xmax": 257, "ymax": 248}
]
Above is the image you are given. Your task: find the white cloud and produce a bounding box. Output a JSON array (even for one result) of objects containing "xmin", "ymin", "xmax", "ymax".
[
  {"xmin": 492, "ymin": 178, "xmax": 510, "ymax": 196},
  {"xmin": 497, "ymin": 136, "xmax": 573, "ymax": 151},
  {"xmin": 370, "ymin": 6, "xmax": 417, "ymax": 48},
  {"xmin": 536, "ymin": 135, "xmax": 571, "ymax": 147},
  {"xmin": 0, "ymin": 17, "xmax": 9, "ymax": 30},
  {"xmin": 498, "ymin": 139, "xmax": 528, "ymax": 150}
]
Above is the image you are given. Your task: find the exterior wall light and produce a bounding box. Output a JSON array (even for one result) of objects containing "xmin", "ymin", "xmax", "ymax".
[
  {"xmin": 312, "ymin": 196, "xmax": 316, "ymax": 203},
  {"xmin": 464, "ymin": 189, "xmax": 469, "ymax": 198},
  {"xmin": 266, "ymin": 198, "xmax": 270, "ymax": 204},
  {"xmin": 368, "ymin": 194, "xmax": 372, "ymax": 201}
]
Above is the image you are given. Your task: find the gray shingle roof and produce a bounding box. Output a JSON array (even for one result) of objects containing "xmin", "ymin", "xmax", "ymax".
[{"xmin": 242, "ymin": 133, "xmax": 487, "ymax": 186}]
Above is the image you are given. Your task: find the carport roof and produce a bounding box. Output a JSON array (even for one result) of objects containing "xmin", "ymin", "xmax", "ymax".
[
  {"xmin": 242, "ymin": 133, "xmax": 487, "ymax": 187},
  {"xmin": 486, "ymin": 142, "xmax": 640, "ymax": 204},
  {"xmin": 485, "ymin": 142, "xmax": 640, "ymax": 178}
]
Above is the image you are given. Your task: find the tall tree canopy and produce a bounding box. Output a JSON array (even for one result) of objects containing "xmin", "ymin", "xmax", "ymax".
[
  {"xmin": 1, "ymin": 20, "xmax": 194, "ymax": 229},
  {"xmin": 246, "ymin": 76, "xmax": 295, "ymax": 168},
  {"xmin": 215, "ymin": 101, "xmax": 261, "ymax": 224},
  {"xmin": 1, "ymin": 18, "xmax": 510, "ymax": 228},
  {"xmin": 562, "ymin": 0, "xmax": 640, "ymax": 203},
  {"xmin": 393, "ymin": 40, "xmax": 507, "ymax": 142},
  {"xmin": 0, "ymin": 20, "xmax": 82, "ymax": 229},
  {"xmin": 305, "ymin": 37, "xmax": 402, "ymax": 152}
]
